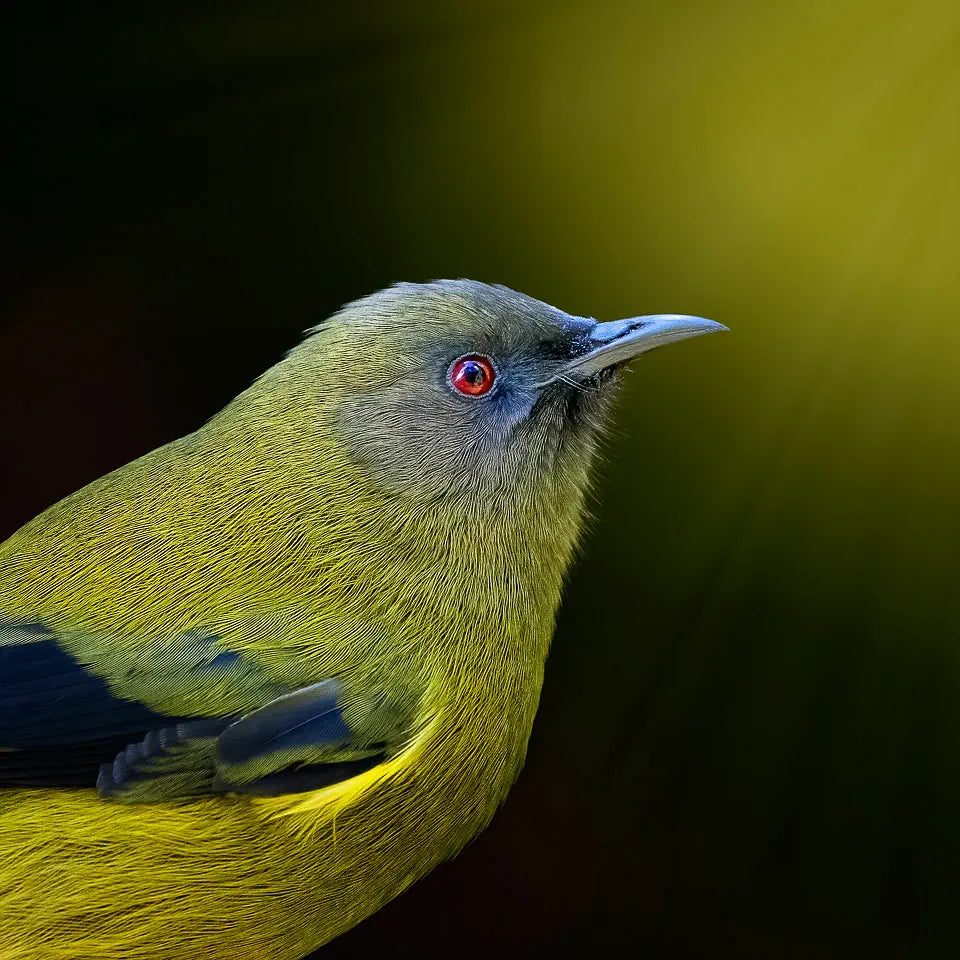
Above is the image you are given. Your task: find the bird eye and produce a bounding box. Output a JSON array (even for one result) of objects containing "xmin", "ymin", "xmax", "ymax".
[{"xmin": 448, "ymin": 354, "xmax": 496, "ymax": 397}]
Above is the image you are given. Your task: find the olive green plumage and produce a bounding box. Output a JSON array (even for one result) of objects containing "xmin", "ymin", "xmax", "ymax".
[{"xmin": 0, "ymin": 280, "xmax": 724, "ymax": 959}]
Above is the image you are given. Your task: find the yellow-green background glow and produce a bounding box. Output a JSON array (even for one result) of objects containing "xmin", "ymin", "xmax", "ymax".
[{"xmin": 5, "ymin": 1, "xmax": 960, "ymax": 955}]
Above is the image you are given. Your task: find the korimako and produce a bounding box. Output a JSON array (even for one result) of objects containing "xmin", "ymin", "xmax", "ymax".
[{"xmin": 0, "ymin": 280, "xmax": 724, "ymax": 959}]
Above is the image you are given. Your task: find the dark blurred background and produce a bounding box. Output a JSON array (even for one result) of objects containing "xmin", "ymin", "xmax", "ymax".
[{"xmin": 5, "ymin": 1, "xmax": 960, "ymax": 956}]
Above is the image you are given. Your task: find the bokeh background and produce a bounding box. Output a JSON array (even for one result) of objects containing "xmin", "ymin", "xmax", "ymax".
[{"xmin": 5, "ymin": 1, "xmax": 960, "ymax": 955}]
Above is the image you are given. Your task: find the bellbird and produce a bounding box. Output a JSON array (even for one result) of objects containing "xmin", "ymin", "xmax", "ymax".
[{"xmin": 0, "ymin": 280, "xmax": 724, "ymax": 959}]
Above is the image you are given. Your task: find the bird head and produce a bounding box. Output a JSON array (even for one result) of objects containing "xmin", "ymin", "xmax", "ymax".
[{"xmin": 276, "ymin": 280, "xmax": 725, "ymax": 513}]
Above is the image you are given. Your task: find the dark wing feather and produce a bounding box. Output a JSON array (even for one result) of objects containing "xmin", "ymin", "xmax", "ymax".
[
  {"xmin": 0, "ymin": 622, "xmax": 391, "ymax": 800},
  {"xmin": 0, "ymin": 633, "xmax": 192, "ymax": 750},
  {"xmin": 217, "ymin": 681, "xmax": 352, "ymax": 765},
  {"xmin": 0, "ymin": 737, "xmax": 142, "ymax": 786},
  {"xmin": 0, "ymin": 620, "xmax": 257, "ymax": 790}
]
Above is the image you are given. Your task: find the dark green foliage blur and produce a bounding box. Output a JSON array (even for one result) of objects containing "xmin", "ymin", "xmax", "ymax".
[{"xmin": 4, "ymin": 1, "xmax": 960, "ymax": 956}]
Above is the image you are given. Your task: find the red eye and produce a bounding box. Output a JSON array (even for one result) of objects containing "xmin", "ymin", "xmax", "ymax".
[{"xmin": 449, "ymin": 354, "xmax": 496, "ymax": 397}]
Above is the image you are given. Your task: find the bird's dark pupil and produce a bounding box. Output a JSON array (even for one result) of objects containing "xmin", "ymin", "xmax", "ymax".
[{"xmin": 463, "ymin": 362, "xmax": 485, "ymax": 384}]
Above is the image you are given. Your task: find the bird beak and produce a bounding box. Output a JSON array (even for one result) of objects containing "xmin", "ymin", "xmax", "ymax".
[{"xmin": 563, "ymin": 314, "xmax": 728, "ymax": 380}]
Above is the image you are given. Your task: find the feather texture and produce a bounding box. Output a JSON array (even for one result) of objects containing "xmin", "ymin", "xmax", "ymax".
[
  {"xmin": 0, "ymin": 281, "xmax": 701, "ymax": 959},
  {"xmin": 0, "ymin": 634, "xmax": 188, "ymax": 748}
]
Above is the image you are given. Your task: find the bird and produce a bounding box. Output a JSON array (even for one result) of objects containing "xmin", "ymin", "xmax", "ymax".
[{"xmin": 0, "ymin": 280, "xmax": 725, "ymax": 959}]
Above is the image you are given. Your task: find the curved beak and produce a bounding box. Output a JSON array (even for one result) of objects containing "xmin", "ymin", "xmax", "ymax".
[{"xmin": 564, "ymin": 314, "xmax": 728, "ymax": 379}]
